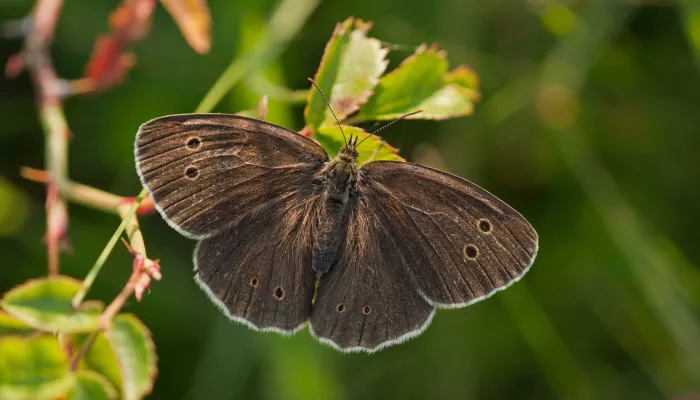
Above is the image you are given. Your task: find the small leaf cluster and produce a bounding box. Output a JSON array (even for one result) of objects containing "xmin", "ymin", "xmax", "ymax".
[
  {"xmin": 0, "ymin": 277, "xmax": 156, "ymax": 400},
  {"xmin": 303, "ymin": 18, "xmax": 480, "ymax": 162}
]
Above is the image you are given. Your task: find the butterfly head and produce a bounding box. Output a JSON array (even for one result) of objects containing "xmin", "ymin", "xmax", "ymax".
[{"xmin": 338, "ymin": 136, "xmax": 359, "ymax": 162}]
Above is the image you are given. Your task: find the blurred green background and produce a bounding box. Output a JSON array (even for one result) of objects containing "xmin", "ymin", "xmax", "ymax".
[{"xmin": 2, "ymin": 0, "xmax": 700, "ymax": 399}]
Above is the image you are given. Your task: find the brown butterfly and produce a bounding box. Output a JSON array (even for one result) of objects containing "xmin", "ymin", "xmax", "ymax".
[{"xmin": 135, "ymin": 113, "xmax": 538, "ymax": 352}]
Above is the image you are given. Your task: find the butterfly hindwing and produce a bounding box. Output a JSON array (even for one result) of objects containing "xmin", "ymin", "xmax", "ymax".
[
  {"xmin": 310, "ymin": 199, "xmax": 435, "ymax": 352},
  {"xmin": 195, "ymin": 190, "xmax": 321, "ymax": 332},
  {"xmin": 135, "ymin": 114, "xmax": 329, "ymax": 239}
]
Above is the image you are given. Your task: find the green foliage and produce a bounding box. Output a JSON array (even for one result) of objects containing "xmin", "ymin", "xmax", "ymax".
[
  {"xmin": 0, "ymin": 311, "xmax": 34, "ymax": 336},
  {"xmin": 359, "ymin": 45, "xmax": 480, "ymax": 120},
  {"xmin": 66, "ymin": 371, "xmax": 118, "ymax": 400},
  {"xmin": 0, "ymin": 279, "xmax": 156, "ymax": 399},
  {"xmin": 0, "ymin": 336, "xmax": 74, "ymax": 400},
  {"xmin": 1, "ymin": 276, "xmax": 103, "ymax": 333},
  {"xmin": 106, "ymin": 315, "xmax": 157, "ymax": 400},
  {"xmin": 69, "ymin": 333, "xmax": 122, "ymax": 394},
  {"xmin": 305, "ymin": 18, "xmax": 480, "ymax": 163}
]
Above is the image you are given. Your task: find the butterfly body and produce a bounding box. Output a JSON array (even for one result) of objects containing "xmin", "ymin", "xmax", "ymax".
[
  {"xmin": 313, "ymin": 143, "xmax": 359, "ymax": 277},
  {"xmin": 135, "ymin": 114, "xmax": 538, "ymax": 352}
]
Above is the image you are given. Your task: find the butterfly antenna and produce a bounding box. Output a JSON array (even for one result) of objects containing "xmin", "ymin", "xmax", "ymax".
[
  {"xmin": 356, "ymin": 110, "xmax": 423, "ymax": 147},
  {"xmin": 308, "ymin": 78, "xmax": 347, "ymax": 147}
]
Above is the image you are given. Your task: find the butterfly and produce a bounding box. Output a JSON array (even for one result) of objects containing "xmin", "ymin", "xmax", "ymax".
[{"xmin": 134, "ymin": 113, "xmax": 538, "ymax": 353}]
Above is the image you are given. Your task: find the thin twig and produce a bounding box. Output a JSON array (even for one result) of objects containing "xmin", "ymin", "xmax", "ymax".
[
  {"xmin": 19, "ymin": 0, "xmax": 70, "ymax": 276},
  {"xmin": 21, "ymin": 167, "xmax": 155, "ymax": 216},
  {"xmin": 71, "ymin": 188, "xmax": 148, "ymax": 308}
]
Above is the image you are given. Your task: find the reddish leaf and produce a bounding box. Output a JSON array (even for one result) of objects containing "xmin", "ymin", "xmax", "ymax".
[{"xmin": 160, "ymin": 0, "xmax": 212, "ymax": 54}]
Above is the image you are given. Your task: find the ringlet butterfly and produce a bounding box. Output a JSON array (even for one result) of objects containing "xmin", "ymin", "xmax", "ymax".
[{"xmin": 135, "ymin": 104, "xmax": 538, "ymax": 353}]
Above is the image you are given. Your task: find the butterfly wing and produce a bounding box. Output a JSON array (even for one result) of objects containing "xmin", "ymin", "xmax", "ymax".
[
  {"xmin": 135, "ymin": 113, "xmax": 329, "ymax": 331},
  {"xmin": 310, "ymin": 198, "xmax": 436, "ymax": 352},
  {"xmin": 310, "ymin": 160, "xmax": 537, "ymax": 352},
  {"xmin": 194, "ymin": 190, "xmax": 321, "ymax": 332},
  {"xmin": 359, "ymin": 161, "xmax": 538, "ymax": 308},
  {"xmin": 135, "ymin": 114, "xmax": 329, "ymax": 239}
]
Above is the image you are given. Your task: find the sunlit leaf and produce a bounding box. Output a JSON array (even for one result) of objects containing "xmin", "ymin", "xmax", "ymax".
[
  {"xmin": 305, "ymin": 18, "xmax": 389, "ymax": 133},
  {"xmin": 317, "ymin": 125, "xmax": 404, "ymax": 164},
  {"xmin": 1, "ymin": 276, "xmax": 104, "ymax": 333},
  {"xmin": 70, "ymin": 333, "xmax": 122, "ymax": 395},
  {"xmin": 305, "ymin": 18, "xmax": 353, "ymax": 133},
  {"xmin": 0, "ymin": 311, "xmax": 34, "ymax": 337},
  {"xmin": 67, "ymin": 371, "xmax": 118, "ymax": 400},
  {"xmin": 359, "ymin": 44, "xmax": 480, "ymax": 120},
  {"xmin": 160, "ymin": 0, "xmax": 212, "ymax": 54},
  {"xmin": 106, "ymin": 314, "xmax": 157, "ymax": 400},
  {"xmin": 0, "ymin": 335, "xmax": 74, "ymax": 400},
  {"xmin": 328, "ymin": 20, "xmax": 388, "ymax": 121}
]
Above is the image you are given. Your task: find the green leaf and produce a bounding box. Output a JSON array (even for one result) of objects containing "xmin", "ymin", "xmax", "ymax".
[
  {"xmin": 67, "ymin": 371, "xmax": 118, "ymax": 400},
  {"xmin": 1, "ymin": 276, "xmax": 104, "ymax": 333},
  {"xmin": 328, "ymin": 20, "xmax": 388, "ymax": 122},
  {"xmin": 305, "ymin": 18, "xmax": 353, "ymax": 133},
  {"xmin": 0, "ymin": 335, "xmax": 74, "ymax": 400},
  {"xmin": 0, "ymin": 311, "xmax": 34, "ymax": 337},
  {"xmin": 106, "ymin": 314, "xmax": 157, "ymax": 400},
  {"xmin": 69, "ymin": 332, "xmax": 122, "ymax": 395},
  {"xmin": 317, "ymin": 125, "xmax": 404, "ymax": 164},
  {"xmin": 305, "ymin": 18, "xmax": 389, "ymax": 133},
  {"xmin": 358, "ymin": 45, "xmax": 480, "ymax": 120}
]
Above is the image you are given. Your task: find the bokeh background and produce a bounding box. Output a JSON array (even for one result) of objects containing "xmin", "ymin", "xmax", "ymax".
[{"xmin": 2, "ymin": 0, "xmax": 700, "ymax": 399}]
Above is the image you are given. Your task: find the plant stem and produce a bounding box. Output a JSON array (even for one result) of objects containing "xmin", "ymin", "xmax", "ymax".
[
  {"xmin": 69, "ymin": 329, "xmax": 99, "ymax": 371},
  {"xmin": 21, "ymin": 167, "xmax": 155, "ymax": 216},
  {"xmin": 71, "ymin": 188, "xmax": 148, "ymax": 308},
  {"xmin": 195, "ymin": 0, "xmax": 321, "ymax": 113},
  {"xmin": 248, "ymin": 74, "xmax": 309, "ymax": 103},
  {"xmin": 19, "ymin": 0, "xmax": 70, "ymax": 276}
]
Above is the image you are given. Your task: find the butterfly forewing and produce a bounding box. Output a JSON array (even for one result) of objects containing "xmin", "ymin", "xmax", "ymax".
[
  {"xmin": 135, "ymin": 114, "xmax": 329, "ymax": 239},
  {"xmin": 356, "ymin": 161, "xmax": 538, "ymax": 307}
]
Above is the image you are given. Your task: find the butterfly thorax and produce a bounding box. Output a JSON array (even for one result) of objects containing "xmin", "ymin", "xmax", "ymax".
[
  {"xmin": 312, "ymin": 145, "xmax": 359, "ymax": 277},
  {"xmin": 321, "ymin": 146, "xmax": 359, "ymax": 204}
]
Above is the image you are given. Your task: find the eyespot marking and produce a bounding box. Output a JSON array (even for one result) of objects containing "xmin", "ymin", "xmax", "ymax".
[
  {"xmin": 250, "ymin": 278, "xmax": 258, "ymax": 288},
  {"xmin": 185, "ymin": 166, "xmax": 199, "ymax": 179},
  {"xmin": 274, "ymin": 287, "xmax": 285, "ymax": 300},
  {"xmin": 362, "ymin": 305, "xmax": 372, "ymax": 315},
  {"xmin": 336, "ymin": 304, "xmax": 345, "ymax": 312},
  {"xmin": 478, "ymin": 219, "xmax": 492, "ymax": 233},
  {"xmin": 464, "ymin": 245, "xmax": 479, "ymax": 259},
  {"xmin": 186, "ymin": 137, "xmax": 202, "ymax": 150}
]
